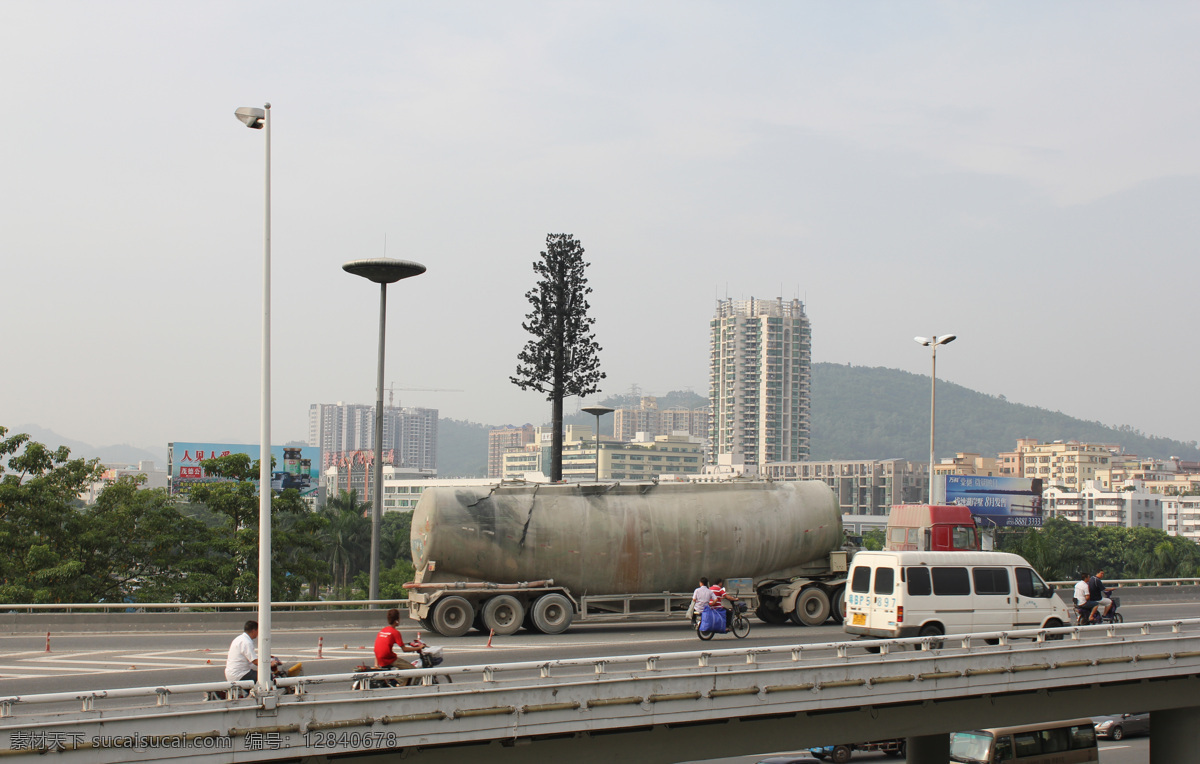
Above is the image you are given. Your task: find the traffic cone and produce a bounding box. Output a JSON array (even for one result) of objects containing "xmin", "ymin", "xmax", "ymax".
[
  {"xmin": 45, "ymin": 632, "xmax": 51, "ymax": 652},
  {"xmin": 486, "ymin": 629, "xmax": 495, "ymax": 648},
  {"xmin": 317, "ymin": 636, "xmax": 324, "ymax": 659}
]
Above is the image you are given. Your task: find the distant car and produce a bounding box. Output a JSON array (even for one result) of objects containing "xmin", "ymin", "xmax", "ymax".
[{"xmin": 1092, "ymin": 712, "xmax": 1149, "ymax": 740}]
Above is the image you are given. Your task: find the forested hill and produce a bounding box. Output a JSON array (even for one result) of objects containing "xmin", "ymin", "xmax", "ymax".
[
  {"xmin": 809, "ymin": 363, "xmax": 1200, "ymax": 462},
  {"xmin": 437, "ymin": 363, "xmax": 1200, "ymax": 476}
]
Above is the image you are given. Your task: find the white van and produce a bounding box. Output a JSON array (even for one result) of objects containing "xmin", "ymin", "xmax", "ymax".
[{"xmin": 843, "ymin": 551, "xmax": 1072, "ymax": 639}]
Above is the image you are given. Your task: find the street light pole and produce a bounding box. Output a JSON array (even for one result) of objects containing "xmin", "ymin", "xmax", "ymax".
[
  {"xmin": 915, "ymin": 334, "xmax": 956, "ymax": 504},
  {"xmin": 343, "ymin": 258, "xmax": 427, "ymax": 601},
  {"xmin": 234, "ymin": 102, "xmax": 272, "ymax": 694},
  {"xmin": 581, "ymin": 405, "xmax": 614, "ymax": 482}
]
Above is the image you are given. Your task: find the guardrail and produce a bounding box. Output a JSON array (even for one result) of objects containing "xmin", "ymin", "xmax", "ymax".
[
  {"xmin": 0, "ymin": 599, "xmax": 402, "ymax": 613},
  {"xmin": 4, "ymin": 617, "xmax": 1199, "ymax": 719},
  {"xmin": 1047, "ymin": 577, "xmax": 1200, "ymax": 587}
]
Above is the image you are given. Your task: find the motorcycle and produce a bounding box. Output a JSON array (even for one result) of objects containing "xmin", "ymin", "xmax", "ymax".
[
  {"xmin": 352, "ymin": 641, "xmax": 448, "ymax": 690},
  {"xmin": 205, "ymin": 657, "xmax": 303, "ymax": 701},
  {"xmin": 1075, "ymin": 588, "xmax": 1123, "ymax": 626}
]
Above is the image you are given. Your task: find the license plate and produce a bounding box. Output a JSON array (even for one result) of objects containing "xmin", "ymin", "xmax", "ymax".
[{"xmin": 852, "ymin": 613, "xmax": 866, "ymax": 626}]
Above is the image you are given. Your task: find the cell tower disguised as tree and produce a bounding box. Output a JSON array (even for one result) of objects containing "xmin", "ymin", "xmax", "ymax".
[{"xmin": 511, "ymin": 233, "xmax": 605, "ymax": 482}]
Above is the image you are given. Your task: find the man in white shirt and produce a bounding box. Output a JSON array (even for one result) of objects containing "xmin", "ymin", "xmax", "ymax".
[
  {"xmin": 225, "ymin": 620, "xmax": 260, "ymax": 683},
  {"xmin": 692, "ymin": 577, "xmax": 712, "ymax": 617},
  {"xmin": 1072, "ymin": 572, "xmax": 1096, "ymax": 623}
]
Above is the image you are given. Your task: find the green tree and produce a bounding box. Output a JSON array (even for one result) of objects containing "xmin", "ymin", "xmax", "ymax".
[
  {"xmin": 0, "ymin": 427, "xmax": 103, "ymax": 603},
  {"xmin": 318, "ymin": 490, "xmax": 370, "ymax": 598},
  {"xmin": 188, "ymin": 454, "xmax": 327, "ymax": 602},
  {"xmin": 511, "ymin": 233, "xmax": 605, "ymax": 481}
]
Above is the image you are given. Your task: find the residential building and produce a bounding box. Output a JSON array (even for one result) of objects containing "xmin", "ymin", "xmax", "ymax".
[
  {"xmin": 933, "ymin": 452, "xmax": 1000, "ymax": 481},
  {"xmin": 1096, "ymin": 456, "xmax": 1200, "ymax": 495},
  {"xmin": 487, "ymin": 424, "xmax": 536, "ymax": 478},
  {"xmin": 499, "ymin": 426, "xmax": 704, "ymax": 482},
  {"xmin": 709, "ymin": 297, "xmax": 811, "ymax": 468},
  {"xmin": 323, "ymin": 451, "xmax": 430, "ymax": 504},
  {"xmin": 999, "ymin": 439, "xmax": 1117, "ymax": 489},
  {"xmin": 762, "ymin": 458, "xmax": 927, "ymax": 515},
  {"xmin": 612, "ymin": 397, "xmax": 709, "ymax": 443},
  {"xmin": 1162, "ymin": 495, "xmax": 1200, "ymax": 546},
  {"xmin": 1044, "ymin": 480, "xmax": 1163, "ymax": 530},
  {"xmin": 308, "ymin": 402, "xmax": 438, "ymax": 472}
]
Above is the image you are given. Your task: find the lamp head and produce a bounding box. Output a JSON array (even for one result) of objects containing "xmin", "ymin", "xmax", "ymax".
[
  {"xmin": 937, "ymin": 334, "xmax": 957, "ymax": 346},
  {"xmin": 914, "ymin": 336, "xmax": 930, "ymax": 346},
  {"xmin": 235, "ymin": 106, "xmax": 266, "ymax": 129}
]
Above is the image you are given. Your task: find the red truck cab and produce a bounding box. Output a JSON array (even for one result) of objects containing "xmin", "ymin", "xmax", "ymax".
[{"xmin": 884, "ymin": 504, "xmax": 980, "ymax": 552}]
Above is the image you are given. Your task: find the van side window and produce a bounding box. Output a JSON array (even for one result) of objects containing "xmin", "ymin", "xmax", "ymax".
[
  {"xmin": 874, "ymin": 567, "xmax": 894, "ymax": 595},
  {"xmin": 1039, "ymin": 728, "xmax": 1069, "ymax": 753},
  {"xmin": 906, "ymin": 567, "xmax": 931, "ymax": 595},
  {"xmin": 1012, "ymin": 731, "xmax": 1041, "ymax": 758},
  {"xmin": 1068, "ymin": 723, "xmax": 1096, "ymax": 749},
  {"xmin": 972, "ymin": 568, "xmax": 1011, "ymax": 595},
  {"xmin": 851, "ymin": 566, "xmax": 872, "ymax": 593},
  {"xmin": 931, "ymin": 567, "xmax": 970, "ymax": 596},
  {"xmin": 1016, "ymin": 567, "xmax": 1049, "ymax": 598}
]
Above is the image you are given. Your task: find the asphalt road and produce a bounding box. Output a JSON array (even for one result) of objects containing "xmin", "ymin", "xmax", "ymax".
[
  {"xmin": 3, "ymin": 600, "xmax": 1196, "ymax": 697},
  {"xmin": 688, "ymin": 736, "xmax": 1150, "ymax": 764}
]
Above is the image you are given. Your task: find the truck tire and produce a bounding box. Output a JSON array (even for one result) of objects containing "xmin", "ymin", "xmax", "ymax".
[
  {"xmin": 430, "ymin": 596, "xmax": 475, "ymax": 637},
  {"xmin": 830, "ymin": 584, "xmax": 846, "ymax": 623},
  {"xmin": 481, "ymin": 595, "xmax": 525, "ymax": 636},
  {"xmin": 530, "ymin": 593, "xmax": 573, "ymax": 635},
  {"xmin": 831, "ymin": 745, "xmax": 853, "ymax": 763},
  {"xmin": 791, "ymin": 587, "xmax": 831, "ymax": 626},
  {"xmin": 756, "ymin": 603, "xmax": 789, "ymax": 625}
]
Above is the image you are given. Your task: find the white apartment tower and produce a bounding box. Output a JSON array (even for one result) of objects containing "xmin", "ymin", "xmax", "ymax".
[
  {"xmin": 308, "ymin": 402, "xmax": 438, "ymax": 471},
  {"xmin": 709, "ymin": 297, "xmax": 811, "ymax": 467}
]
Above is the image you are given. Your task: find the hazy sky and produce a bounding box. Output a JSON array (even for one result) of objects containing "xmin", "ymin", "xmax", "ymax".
[{"xmin": 4, "ymin": 2, "xmax": 1198, "ymax": 451}]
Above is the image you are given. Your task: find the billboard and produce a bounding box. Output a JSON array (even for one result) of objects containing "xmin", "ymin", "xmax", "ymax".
[
  {"xmin": 942, "ymin": 475, "xmax": 1044, "ymax": 528},
  {"xmin": 168, "ymin": 442, "xmax": 321, "ymax": 497}
]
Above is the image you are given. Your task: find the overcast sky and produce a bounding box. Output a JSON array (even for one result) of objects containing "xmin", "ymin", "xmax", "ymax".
[{"xmin": 4, "ymin": 2, "xmax": 1197, "ymax": 451}]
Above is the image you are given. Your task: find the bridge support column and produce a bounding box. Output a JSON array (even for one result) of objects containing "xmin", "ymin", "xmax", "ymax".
[
  {"xmin": 906, "ymin": 732, "xmax": 949, "ymax": 764},
  {"xmin": 1150, "ymin": 705, "xmax": 1200, "ymax": 764}
]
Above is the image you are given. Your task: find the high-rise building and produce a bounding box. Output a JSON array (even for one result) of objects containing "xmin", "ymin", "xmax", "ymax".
[
  {"xmin": 709, "ymin": 297, "xmax": 811, "ymax": 467},
  {"xmin": 612, "ymin": 396, "xmax": 708, "ymax": 443},
  {"xmin": 488, "ymin": 425, "xmax": 536, "ymax": 478},
  {"xmin": 308, "ymin": 402, "xmax": 438, "ymax": 471}
]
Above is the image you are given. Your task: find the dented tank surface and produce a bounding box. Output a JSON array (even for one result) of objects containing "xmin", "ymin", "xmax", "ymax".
[{"xmin": 410, "ymin": 480, "xmax": 841, "ymax": 596}]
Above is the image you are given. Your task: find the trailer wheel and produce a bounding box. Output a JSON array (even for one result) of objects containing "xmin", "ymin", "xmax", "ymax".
[
  {"xmin": 830, "ymin": 584, "xmax": 846, "ymax": 624},
  {"xmin": 481, "ymin": 595, "xmax": 525, "ymax": 636},
  {"xmin": 430, "ymin": 596, "xmax": 474, "ymax": 637},
  {"xmin": 531, "ymin": 593, "xmax": 573, "ymax": 635},
  {"xmin": 830, "ymin": 745, "xmax": 853, "ymax": 763},
  {"xmin": 791, "ymin": 587, "xmax": 831, "ymax": 626}
]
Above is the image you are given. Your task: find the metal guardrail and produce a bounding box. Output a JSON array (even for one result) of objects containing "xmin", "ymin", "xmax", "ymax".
[
  {"xmin": 4, "ymin": 617, "xmax": 1199, "ymax": 718},
  {"xmin": 1047, "ymin": 577, "xmax": 1200, "ymax": 587},
  {"xmin": 0, "ymin": 599, "xmax": 403, "ymax": 613}
]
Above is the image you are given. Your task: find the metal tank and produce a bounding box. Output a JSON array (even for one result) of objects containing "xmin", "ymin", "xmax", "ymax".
[{"xmin": 410, "ymin": 480, "xmax": 841, "ymax": 596}]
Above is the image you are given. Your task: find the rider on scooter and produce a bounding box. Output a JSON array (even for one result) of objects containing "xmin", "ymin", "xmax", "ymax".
[{"xmin": 374, "ymin": 608, "xmax": 424, "ymax": 669}]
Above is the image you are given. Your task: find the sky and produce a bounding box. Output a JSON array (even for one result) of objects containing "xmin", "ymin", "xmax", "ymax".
[{"xmin": 3, "ymin": 2, "xmax": 1198, "ymax": 451}]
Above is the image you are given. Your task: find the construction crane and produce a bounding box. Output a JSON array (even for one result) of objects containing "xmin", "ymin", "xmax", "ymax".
[{"xmin": 387, "ymin": 383, "xmax": 464, "ymax": 407}]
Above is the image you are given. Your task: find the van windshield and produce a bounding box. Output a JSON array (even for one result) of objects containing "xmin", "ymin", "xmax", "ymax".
[{"xmin": 950, "ymin": 731, "xmax": 993, "ymax": 763}]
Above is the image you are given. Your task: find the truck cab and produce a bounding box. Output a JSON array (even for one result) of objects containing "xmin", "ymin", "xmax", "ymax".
[{"xmin": 884, "ymin": 504, "xmax": 979, "ymax": 552}]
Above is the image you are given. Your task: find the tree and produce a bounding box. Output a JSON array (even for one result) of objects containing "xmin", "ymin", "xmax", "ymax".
[
  {"xmin": 319, "ymin": 490, "xmax": 370, "ymax": 598},
  {"xmin": 511, "ymin": 233, "xmax": 605, "ymax": 481}
]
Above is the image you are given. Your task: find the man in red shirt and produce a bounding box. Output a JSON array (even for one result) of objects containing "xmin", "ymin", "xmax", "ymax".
[{"xmin": 374, "ymin": 608, "xmax": 423, "ymax": 668}]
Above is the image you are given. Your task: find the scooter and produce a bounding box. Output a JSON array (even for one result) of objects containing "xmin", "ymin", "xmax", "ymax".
[
  {"xmin": 205, "ymin": 657, "xmax": 303, "ymax": 700},
  {"xmin": 1075, "ymin": 589, "xmax": 1123, "ymax": 626},
  {"xmin": 352, "ymin": 641, "xmax": 448, "ymax": 689}
]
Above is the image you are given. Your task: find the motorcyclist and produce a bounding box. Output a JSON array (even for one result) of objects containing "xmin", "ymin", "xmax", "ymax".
[
  {"xmin": 1088, "ymin": 570, "xmax": 1114, "ymax": 621},
  {"xmin": 374, "ymin": 608, "xmax": 424, "ymax": 669}
]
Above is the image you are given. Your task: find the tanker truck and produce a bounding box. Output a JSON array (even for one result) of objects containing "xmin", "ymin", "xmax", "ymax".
[{"xmin": 405, "ymin": 479, "xmax": 850, "ymax": 637}]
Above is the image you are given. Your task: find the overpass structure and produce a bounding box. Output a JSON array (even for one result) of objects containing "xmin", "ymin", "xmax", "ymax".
[{"xmin": 2, "ymin": 618, "xmax": 1198, "ymax": 764}]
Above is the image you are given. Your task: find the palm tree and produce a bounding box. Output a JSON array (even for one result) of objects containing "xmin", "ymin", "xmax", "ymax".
[{"xmin": 319, "ymin": 491, "xmax": 370, "ymax": 598}]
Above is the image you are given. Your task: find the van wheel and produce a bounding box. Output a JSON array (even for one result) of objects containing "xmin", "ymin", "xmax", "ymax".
[
  {"xmin": 1044, "ymin": 618, "xmax": 1065, "ymax": 640},
  {"xmin": 831, "ymin": 745, "xmax": 853, "ymax": 764},
  {"xmin": 919, "ymin": 623, "xmax": 944, "ymax": 648},
  {"xmin": 792, "ymin": 587, "xmax": 831, "ymax": 626}
]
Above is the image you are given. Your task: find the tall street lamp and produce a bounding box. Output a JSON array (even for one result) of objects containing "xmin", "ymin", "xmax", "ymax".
[
  {"xmin": 581, "ymin": 405, "xmax": 614, "ymax": 482},
  {"xmin": 343, "ymin": 258, "xmax": 427, "ymax": 601},
  {"xmin": 915, "ymin": 334, "xmax": 956, "ymax": 504},
  {"xmin": 234, "ymin": 102, "xmax": 272, "ymax": 694}
]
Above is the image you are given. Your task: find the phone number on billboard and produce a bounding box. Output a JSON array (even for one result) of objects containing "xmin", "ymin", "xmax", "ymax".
[{"xmin": 1005, "ymin": 517, "xmax": 1043, "ymax": 527}]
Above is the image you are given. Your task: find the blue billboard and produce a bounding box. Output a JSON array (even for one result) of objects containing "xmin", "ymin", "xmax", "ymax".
[
  {"xmin": 943, "ymin": 475, "xmax": 1044, "ymax": 527},
  {"xmin": 168, "ymin": 442, "xmax": 321, "ymax": 497}
]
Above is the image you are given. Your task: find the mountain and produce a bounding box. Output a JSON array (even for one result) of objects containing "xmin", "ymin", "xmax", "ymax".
[
  {"xmin": 8, "ymin": 424, "xmax": 168, "ymax": 467},
  {"xmin": 438, "ymin": 365, "xmax": 1200, "ymax": 475}
]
